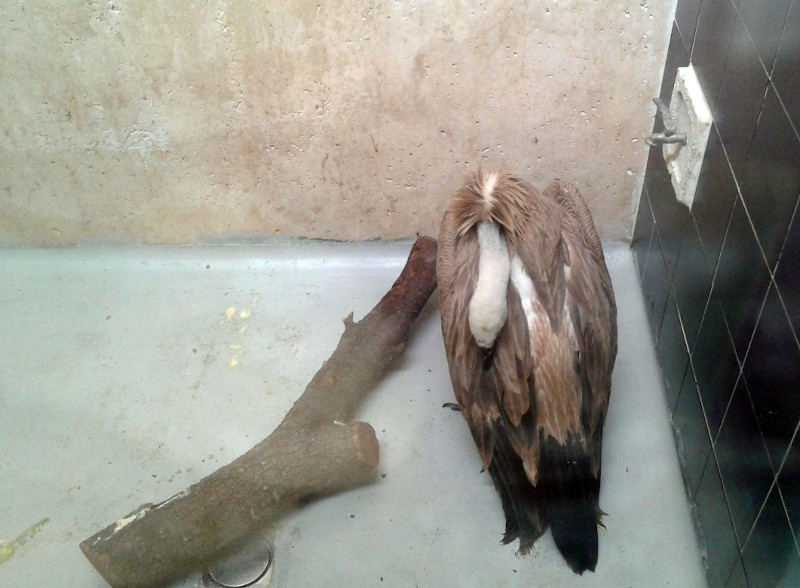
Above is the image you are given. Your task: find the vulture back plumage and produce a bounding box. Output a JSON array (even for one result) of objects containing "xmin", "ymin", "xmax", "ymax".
[{"xmin": 437, "ymin": 171, "xmax": 617, "ymax": 574}]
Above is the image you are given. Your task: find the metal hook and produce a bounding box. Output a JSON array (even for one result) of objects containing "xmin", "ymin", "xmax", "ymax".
[{"xmin": 646, "ymin": 97, "xmax": 687, "ymax": 146}]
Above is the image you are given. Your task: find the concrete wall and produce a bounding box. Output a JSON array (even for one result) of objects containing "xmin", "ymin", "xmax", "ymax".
[{"xmin": 0, "ymin": 1, "xmax": 674, "ymax": 246}]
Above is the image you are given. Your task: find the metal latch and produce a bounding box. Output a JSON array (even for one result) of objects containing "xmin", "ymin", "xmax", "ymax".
[{"xmin": 646, "ymin": 97, "xmax": 687, "ymax": 146}]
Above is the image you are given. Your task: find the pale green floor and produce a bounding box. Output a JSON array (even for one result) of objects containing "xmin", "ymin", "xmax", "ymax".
[{"xmin": 0, "ymin": 241, "xmax": 706, "ymax": 587}]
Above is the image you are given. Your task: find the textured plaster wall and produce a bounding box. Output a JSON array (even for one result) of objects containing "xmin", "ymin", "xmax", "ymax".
[{"xmin": 0, "ymin": 1, "xmax": 674, "ymax": 246}]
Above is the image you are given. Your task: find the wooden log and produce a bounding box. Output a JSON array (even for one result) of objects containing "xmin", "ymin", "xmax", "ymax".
[{"xmin": 80, "ymin": 237, "xmax": 438, "ymax": 587}]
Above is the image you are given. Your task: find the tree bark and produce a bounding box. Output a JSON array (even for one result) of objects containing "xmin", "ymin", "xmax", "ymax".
[{"xmin": 80, "ymin": 236, "xmax": 438, "ymax": 588}]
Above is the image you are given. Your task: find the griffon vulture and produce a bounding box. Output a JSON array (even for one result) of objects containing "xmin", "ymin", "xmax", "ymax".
[{"xmin": 437, "ymin": 171, "xmax": 617, "ymax": 574}]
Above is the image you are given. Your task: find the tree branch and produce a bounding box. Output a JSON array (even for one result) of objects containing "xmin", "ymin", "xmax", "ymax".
[{"xmin": 80, "ymin": 237, "xmax": 438, "ymax": 587}]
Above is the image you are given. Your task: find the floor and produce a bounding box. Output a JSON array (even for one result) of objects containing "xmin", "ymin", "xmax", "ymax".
[{"xmin": 0, "ymin": 240, "xmax": 706, "ymax": 587}]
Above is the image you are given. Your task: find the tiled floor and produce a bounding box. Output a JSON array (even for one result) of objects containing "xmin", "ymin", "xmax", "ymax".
[{"xmin": 0, "ymin": 241, "xmax": 705, "ymax": 587}]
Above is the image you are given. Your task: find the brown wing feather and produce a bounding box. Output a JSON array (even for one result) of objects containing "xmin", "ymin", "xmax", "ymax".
[
  {"xmin": 493, "ymin": 280, "xmax": 532, "ymax": 425},
  {"xmin": 509, "ymin": 186, "xmax": 569, "ymax": 336},
  {"xmin": 543, "ymin": 180, "xmax": 617, "ymax": 476},
  {"xmin": 510, "ymin": 191, "xmax": 583, "ymax": 450},
  {"xmin": 438, "ymin": 207, "xmax": 478, "ymax": 401},
  {"xmin": 490, "ymin": 278, "xmax": 540, "ymax": 477}
]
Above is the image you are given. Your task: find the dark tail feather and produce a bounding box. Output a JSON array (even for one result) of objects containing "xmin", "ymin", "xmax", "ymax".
[
  {"xmin": 539, "ymin": 434, "xmax": 600, "ymax": 574},
  {"xmin": 486, "ymin": 421, "xmax": 543, "ymax": 551}
]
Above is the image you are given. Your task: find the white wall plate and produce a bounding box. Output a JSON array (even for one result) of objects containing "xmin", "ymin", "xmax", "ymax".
[{"xmin": 663, "ymin": 64, "xmax": 713, "ymax": 209}]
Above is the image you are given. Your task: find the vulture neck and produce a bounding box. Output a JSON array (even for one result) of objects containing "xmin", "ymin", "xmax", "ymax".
[{"xmin": 468, "ymin": 221, "xmax": 510, "ymax": 349}]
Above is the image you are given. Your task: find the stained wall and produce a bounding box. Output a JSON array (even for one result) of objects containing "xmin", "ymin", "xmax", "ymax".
[{"xmin": 0, "ymin": 1, "xmax": 674, "ymax": 245}]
